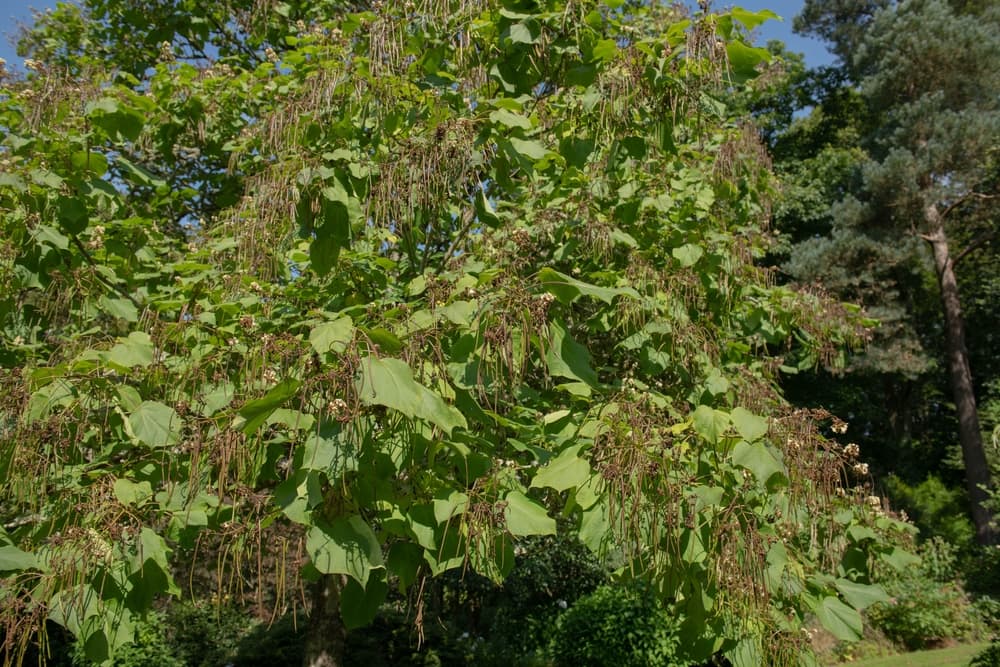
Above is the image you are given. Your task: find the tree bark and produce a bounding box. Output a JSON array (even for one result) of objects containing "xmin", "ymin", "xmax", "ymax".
[
  {"xmin": 303, "ymin": 574, "xmax": 347, "ymax": 667},
  {"xmin": 924, "ymin": 206, "xmax": 996, "ymax": 544}
]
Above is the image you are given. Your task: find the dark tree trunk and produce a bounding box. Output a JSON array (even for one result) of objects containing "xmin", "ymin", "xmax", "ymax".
[
  {"xmin": 925, "ymin": 207, "xmax": 996, "ymax": 545},
  {"xmin": 303, "ymin": 574, "xmax": 347, "ymax": 667}
]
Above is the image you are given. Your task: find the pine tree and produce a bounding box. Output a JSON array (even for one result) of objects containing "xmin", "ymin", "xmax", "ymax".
[{"xmin": 790, "ymin": 0, "xmax": 1000, "ymax": 543}]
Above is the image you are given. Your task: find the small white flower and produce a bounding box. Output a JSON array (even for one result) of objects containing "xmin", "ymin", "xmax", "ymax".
[{"xmin": 852, "ymin": 462, "xmax": 869, "ymax": 476}]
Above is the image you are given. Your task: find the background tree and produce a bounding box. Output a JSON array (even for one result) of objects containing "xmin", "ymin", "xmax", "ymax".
[
  {"xmin": 775, "ymin": 0, "xmax": 1000, "ymax": 544},
  {"xmin": 1, "ymin": 2, "xmax": 908, "ymax": 666}
]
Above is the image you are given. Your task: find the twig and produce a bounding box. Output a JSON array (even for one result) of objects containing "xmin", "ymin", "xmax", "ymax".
[{"xmin": 70, "ymin": 235, "xmax": 144, "ymax": 311}]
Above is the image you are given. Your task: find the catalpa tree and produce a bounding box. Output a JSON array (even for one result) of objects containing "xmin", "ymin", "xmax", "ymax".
[{"xmin": 0, "ymin": 1, "xmax": 912, "ymax": 665}]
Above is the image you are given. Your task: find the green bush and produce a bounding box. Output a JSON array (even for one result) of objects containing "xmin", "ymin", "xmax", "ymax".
[
  {"xmin": 166, "ymin": 600, "xmax": 254, "ymax": 667},
  {"xmin": 884, "ymin": 475, "xmax": 975, "ymax": 546},
  {"xmin": 476, "ymin": 533, "xmax": 606, "ymax": 666},
  {"xmin": 550, "ymin": 584, "xmax": 683, "ymax": 667},
  {"xmin": 970, "ymin": 640, "xmax": 1000, "ymax": 667},
  {"xmin": 867, "ymin": 538, "xmax": 981, "ymax": 650},
  {"xmin": 963, "ymin": 547, "xmax": 1000, "ymax": 597},
  {"xmin": 70, "ymin": 612, "xmax": 184, "ymax": 667}
]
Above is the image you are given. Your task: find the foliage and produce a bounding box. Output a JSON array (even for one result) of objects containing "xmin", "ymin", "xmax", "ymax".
[
  {"xmin": 550, "ymin": 584, "xmax": 683, "ymax": 667},
  {"xmin": 867, "ymin": 538, "xmax": 982, "ymax": 650},
  {"xmin": 0, "ymin": 1, "xmax": 909, "ymax": 665},
  {"xmin": 473, "ymin": 532, "xmax": 606, "ymax": 666},
  {"xmin": 884, "ymin": 476, "xmax": 975, "ymax": 548},
  {"xmin": 68, "ymin": 612, "xmax": 183, "ymax": 667},
  {"xmin": 165, "ymin": 601, "xmax": 254, "ymax": 667},
  {"xmin": 963, "ymin": 547, "xmax": 1000, "ymax": 598},
  {"xmin": 774, "ymin": 0, "xmax": 1000, "ymax": 545},
  {"xmin": 971, "ymin": 640, "xmax": 1000, "ymax": 667}
]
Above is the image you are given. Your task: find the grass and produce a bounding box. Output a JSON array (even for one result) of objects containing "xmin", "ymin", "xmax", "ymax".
[{"xmin": 837, "ymin": 642, "xmax": 990, "ymax": 667}]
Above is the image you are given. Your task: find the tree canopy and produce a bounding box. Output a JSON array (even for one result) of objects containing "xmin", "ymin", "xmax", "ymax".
[
  {"xmin": 0, "ymin": 2, "xmax": 910, "ymax": 666},
  {"xmin": 773, "ymin": 0, "xmax": 1000, "ymax": 544}
]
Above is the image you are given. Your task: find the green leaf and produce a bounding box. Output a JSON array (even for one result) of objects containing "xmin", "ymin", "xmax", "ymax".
[
  {"xmin": 732, "ymin": 441, "xmax": 785, "ymax": 485},
  {"xmin": 538, "ymin": 267, "xmax": 640, "ymax": 305},
  {"xmin": 489, "ymin": 108, "xmax": 532, "ymax": 130},
  {"xmin": 359, "ymin": 327, "xmax": 404, "ymax": 354},
  {"xmin": 509, "ymin": 137, "xmax": 548, "ymax": 160},
  {"xmin": 341, "ymin": 576, "xmax": 389, "ymax": 629},
  {"xmin": 0, "ymin": 545, "xmax": 38, "ymax": 571},
  {"xmin": 115, "ymin": 155, "xmax": 164, "ymax": 187},
  {"xmin": 730, "ymin": 407, "xmax": 768, "ymax": 441},
  {"xmin": 441, "ymin": 300, "xmax": 476, "ymax": 326},
  {"xmin": 475, "ymin": 190, "xmax": 501, "ymax": 228},
  {"xmin": 730, "ymin": 7, "xmax": 780, "ymax": 31},
  {"xmin": 99, "ymin": 296, "xmax": 139, "ymax": 322},
  {"xmin": 386, "ymin": 542, "xmax": 423, "ymax": 590},
  {"xmin": 433, "ymin": 490, "xmax": 470, "ymax": 523},
  {"xmin": 726, "ymin": 40, "xmax": 769, "ymax": 80},
  {"xmin": 508, "ymin": 19, "xmax": 540, "ymax": 44},
  {"xmin": 113, "ymin": 479, "xmax": 153, "ymax": 506},
  {"xmin": 306, "ymin": 516, "xmax": 384, "ymax": 585},
  {"xmin": 105, "ymin": 331, "xmax": 154, "ymax": 368},
  {"xmin": 70, "ymin": 150, "xmax": 109, "ymax": 177},
  {"xmin": 129, "ymin": 401, "xmax": 182, "ymax": 448},
  {"xmin": 116, "ymin": 385, "xmax": 142, "ymax": 412},
  {"xmin": 672, "ymin": 243, "xmax": 703, "ymax": 267},
  {"xmin": 57, "ymin": 196, "xmax": 89, "ymax": 235},
  {"xmin": 358, "ymin": 356, "xmax": 466, "ymax": 435},
  {"xmin": 33, "ymin": 223, "xmax": 69, "ymax": 250},
  {"xmin": 310, "ymin": 234, "xmax": 341, "ymax": 277},
  {"xmin": 0, "ymin": 172, "xmax": 27, "ymax": 192},
  {"xmin": 693, "ymin": 405, "xmax": 730, "ymax": 445},
  {"xmin": 834, "ymin": 578, "xmax": 889, "ymax": 611},
  {"xmin": 503, "ymin": 491, "xmax": 556, "ymax": 536},
  {"xmin": 814, "ymin": 596, "xmax": 863, "ymax": 641},
  {"xmin": 592, "ymin": 38, "xmax": 618, "ymax": 62},
  {"xmin": 880, "ymin": 547, "xmax": 921, "ymax": 571},
  {"xmin": 545, "ymin": 319, "xmax": 598, "ymax": 386},
  {"xmin": 309, "ymin": 316, "xmax": 354, "ymax": 355},
  {"xmin": 531, "ymin": 444, "xmax": 590, "ymax": 491},
  {"xmin": 238, "ymin": 379, "xmax": 301, "ymax": 435}
]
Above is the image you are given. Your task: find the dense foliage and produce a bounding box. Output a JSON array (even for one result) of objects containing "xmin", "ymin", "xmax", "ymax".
[
  {"xmin": 772, "ymin": 0, "xmax": 1000, "ymax": 544},
  {"xmin": 0, "ymin": 1, "xmax": 911, "ymax": 665},
  {"xmin": 550, "ymin": 584, "xmax": 682, "ymax": 667}
]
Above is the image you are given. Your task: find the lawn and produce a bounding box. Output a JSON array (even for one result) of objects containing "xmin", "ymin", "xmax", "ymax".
[{"xmin": 839, "ymin": 643, "xmax": 990, "ymax": 667}]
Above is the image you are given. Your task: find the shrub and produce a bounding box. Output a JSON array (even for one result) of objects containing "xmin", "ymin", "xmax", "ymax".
[
  {"xmin": 70, "ymin": 612, "xmax": 184, "ymax": 667},
  {"xmin": 550, "ymin": 584, "xmax": 683, "ymax": 667},
  {"xmin": 963, "ymin": 546, "xmax": 1000, "ymax": 597},
  {"xmin": 166, "ymin": 600, "xmax": 254, "ymax": 667},
  {"xmin": 476, "ymin": 533, "xmax": 606, "ymax": 666},
  {"xmin": 867, "ymin": 538, "xmax": 981, "ymax": 650},
  {"xmin": 884, "ymin": 475, "xmax": 975, "ymax": 546},
  {"xmin": 971, "ymin": 640, "xmax": 1000, "ymax": 667}
]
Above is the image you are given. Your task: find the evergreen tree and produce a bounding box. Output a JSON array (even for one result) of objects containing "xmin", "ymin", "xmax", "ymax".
[{"xmin": 786, "ymin": 0, "xmax": 1000, "ymax": 543}]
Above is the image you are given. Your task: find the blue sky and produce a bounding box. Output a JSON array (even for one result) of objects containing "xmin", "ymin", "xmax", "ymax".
[{"xmin": 0, "ymin": 0, "xmax": 835, "ymax": 72}]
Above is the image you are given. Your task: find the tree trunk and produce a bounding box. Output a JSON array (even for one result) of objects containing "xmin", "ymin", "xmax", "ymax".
[
  {"xmin": 924, "ymin": 206, "xmax": 996, "ymax": 545},
  {"xmin": 303, "ymin": 574, "xmax": 347, "ymax": 667}
]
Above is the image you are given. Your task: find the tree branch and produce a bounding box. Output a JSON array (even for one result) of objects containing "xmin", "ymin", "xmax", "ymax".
[
  {"xmin": 953, "ymin": 230, "xmax": 998, "ymax": 267},
  {"xmin": 70, "ymin": 235, "xmax": 144, "ymax": 312}
]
